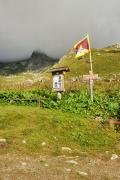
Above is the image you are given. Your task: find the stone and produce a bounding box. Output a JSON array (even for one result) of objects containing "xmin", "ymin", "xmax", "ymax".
[
  {"xmin": 0, "ymin": 139, "xmax": 6, "ymax": 143},
  {"xmin": 105, "ymin": 151, "xmax": 109, "ymax": 154},
  {"xmin": 53, "ymin": 136, "xmax": 58, "ymax": 140},
  {"xmin": 66, "ymin": 160, "xmax": 78, "ymax": 165},
  {"xmin": 41, "ymin": 142, "xmax": 46, "ymax": 146},
  {"xmin": 44, "ymin": 163, "xmax": 48, "ymax": 167},
  {"xmin": 65, "ymin": 168, "xmax": 71, "ymax": 172},
  {"xmin": 61, "ymin": 147, "xmax": 72, "ymax": 152},
  {"xmin": 96, "ymin": 53, "xmax": 101, "ymax": 56},
  {"xmin": 22, "ymin": 162, "xmax": 27, "ymax": 166},
  {"xmin": 77, "ymin": 171, "xmax": 88, "ymax": 176},
  {"xmin": 111, "ymin": 154, "xmax": 119, "ymax": 160},
  {"xmin": 22, "ymin": 140, "xmax": 26, "ymax": 144}
]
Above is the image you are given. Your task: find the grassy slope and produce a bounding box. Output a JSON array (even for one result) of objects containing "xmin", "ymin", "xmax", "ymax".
[
  {"xmin": 45, "ymin": 48, "xmax": 120, "ymax": 79},
  {"xmin": 0, "ymin": 105, "xmax": 118, "ymax": 154},
  {"xmin": 0, "ymin": 47, "xmax": 120, "ymax": 90},
  {"xmin": 0, "ymin": 48, "xmax": 119, "ymax": 155}
]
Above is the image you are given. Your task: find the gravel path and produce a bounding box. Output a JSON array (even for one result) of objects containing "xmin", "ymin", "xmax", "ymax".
[{"xmin": 0, "ymin": 153, "xmax": 120, "ymax": 180}]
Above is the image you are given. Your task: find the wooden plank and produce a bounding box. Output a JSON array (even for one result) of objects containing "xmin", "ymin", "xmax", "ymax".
[
  {"xmin": 83, "ymin": 74, "xmax": 99, "ymax": 81},
  {"xmin": 49, "ymin": 66, "xmax": 70, "ymax": 73}
]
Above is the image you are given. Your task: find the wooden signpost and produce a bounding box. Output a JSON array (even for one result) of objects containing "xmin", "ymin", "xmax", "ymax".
[
  {"xmin": 83, "ymin": 71, "xmax": 100, "ymax": 101},
  {"xmin": 84, "ymin": 43, "xmax": 100, "ymax": 101},
  {"xmin": 49, "ymin": 67, "xmax": 70, "ymax": 99}
]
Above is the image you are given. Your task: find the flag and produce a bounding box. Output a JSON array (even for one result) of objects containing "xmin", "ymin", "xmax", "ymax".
[{"xmin": 74, "ymin": 35, "xmax": 90, "ymax": 58}]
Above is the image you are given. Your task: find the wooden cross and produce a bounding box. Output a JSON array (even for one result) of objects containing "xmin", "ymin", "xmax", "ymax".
[{"xmin": 83, "ymin": 71, "xmax": 100, "ymax": 101}]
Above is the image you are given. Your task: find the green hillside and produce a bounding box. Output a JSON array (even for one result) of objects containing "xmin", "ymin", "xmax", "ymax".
[
  {"xmin": 48, "ymin": 46, "xmax": 120, "ymax": 79},
  {"xmin": 0, "ymin": 105, "xmax": 118, "ymax": 154},
  {"xmin": 0, "ymin": 44, "xmax": 120, "ymax": 90}
]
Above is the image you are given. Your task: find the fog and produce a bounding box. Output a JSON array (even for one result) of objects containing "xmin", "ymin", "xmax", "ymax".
[{"xmin": 0, "ymin": 0, "xmax": 120, "ymax": 61}]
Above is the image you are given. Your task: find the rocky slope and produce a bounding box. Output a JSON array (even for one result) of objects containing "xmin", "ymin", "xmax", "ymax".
[{"xmin": 0, "ymin": 51, "xmax": 58, "ymax": 75}]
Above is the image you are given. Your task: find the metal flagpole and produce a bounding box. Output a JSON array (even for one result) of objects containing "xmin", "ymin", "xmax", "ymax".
[
  {"xmin": 87, "ymin": 33, "xmax": 94, "ymax": 101},
  {"xmin": 89, "ymin": 50, "xmax": 94, "ymax": 101},
  {"xmin": 89, "ymin": 50, "xmax": 93, "ymax": 73}
]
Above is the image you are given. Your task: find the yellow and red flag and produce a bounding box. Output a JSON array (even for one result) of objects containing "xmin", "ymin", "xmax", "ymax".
[{"xmin": 74, "ymin": 35, "xmax": 90, "ymax": 58}]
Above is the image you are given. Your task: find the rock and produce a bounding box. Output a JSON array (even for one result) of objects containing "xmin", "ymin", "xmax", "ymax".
[
  {"xmin": 61, "ymin": 147, "xmax": 72, "ymax": 152},
  {"xmin": 96, "ymin": 53, "xmax": 101, "ymax": 56},
  {"xmin": 65, "ymin": 168, "xmax": 71, "ymax": 172},
  {"xmin": 105, "ymin": 151, "xmax": 109, "ymax": 154},
  {"xmin": 66, "ymin": 160, "xmax": 78, "ymax": 165},
  {"xmin": 22, "ymin": 140, "xmax": 26, "ymax": 144},
  {"xmin": 77, "ymin": 171, "xmax": 88, "ymax": 176},
  {"xmin": 44, "ymin": 163, "xmax": 48, "ymax": 167},
  {"xmin": 0, "ymin": 138, "xmax": 6, "ymax": 143},
  {"xmin": 111, "ymin": 154, "xmax": 119, "ymax": 160},
  {"xmin": 41, "ymin": 142, "xmax": 46, "ymax": 146},
  {"xmin": 22, "ymin": 162, "xmax": 27, "ymax": 166},
  {"xmin": 53, "ymin": 136, "xmax": 58, "ymax": 140}
]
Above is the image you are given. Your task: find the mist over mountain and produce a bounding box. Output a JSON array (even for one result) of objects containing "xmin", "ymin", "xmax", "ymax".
[
  {"xmin": 0, "ymin": 51, "xmax": 58, "ymax": 75},
  {"xmin": 0, "ymin": 42, "xmax": 120, "ymax": 76},
  {"xmin": 0, "ymin": 0, "xmax": 120, "ymax": 61}
]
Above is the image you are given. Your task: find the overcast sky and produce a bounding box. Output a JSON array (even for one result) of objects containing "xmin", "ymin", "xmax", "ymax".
[{"xmin": 0, "ymin": 0, "xmax": 120, "ymax": 61}]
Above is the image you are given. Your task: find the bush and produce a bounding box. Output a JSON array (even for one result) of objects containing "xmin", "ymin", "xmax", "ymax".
[{"xmin": 0, "ymin": 89, "xmax": 119, "ymax": 119}]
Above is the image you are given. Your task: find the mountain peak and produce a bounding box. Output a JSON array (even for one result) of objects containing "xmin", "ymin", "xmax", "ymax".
[
  {"xmin": 31, "ymin": 51, "xmax": 48, "ymax": 58},
  {"xmin": 0, "ymin": 51, "xmax": 58, "ymax": 75}
]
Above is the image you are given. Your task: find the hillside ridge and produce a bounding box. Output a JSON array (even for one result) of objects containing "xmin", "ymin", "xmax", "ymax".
[{"xmin": 50, "ymin": 44, "xmax": 120, "ymax": 79}]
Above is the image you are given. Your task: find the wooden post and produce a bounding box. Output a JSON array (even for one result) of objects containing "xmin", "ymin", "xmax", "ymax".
[
  {"xmin": 90, "ymin": 79, "xmax": 94, "ymax": 102},
  {"xmin": 49, "ymin": 67, "xmax": 70, "ymax": 100},
  {"xmin": 90, "ymin": 51, "xmax": 93, "ymax": 72},
  {"xmin": 83, "ymin": 73, "xmax": 99, "ymax": 102},
  {"xmin": 57, "ymin": 92, "xmax": 62, "ymax": 100},
  {"xmin": 109, "ymin": 119, "xmax": 120, "ymax": 129},
  {"xmin": 89, "ymin": 51, "xmax": 94, "ymax": 101}
]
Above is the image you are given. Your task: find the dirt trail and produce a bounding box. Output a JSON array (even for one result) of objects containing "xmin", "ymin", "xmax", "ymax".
[{"xmin": 0, "ymin": 153, "xmax": 120, "ymax": 180}]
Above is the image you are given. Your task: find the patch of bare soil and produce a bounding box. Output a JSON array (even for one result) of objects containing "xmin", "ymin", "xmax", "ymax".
[{"xmin": 0, "ymin": 153, "xmax": 120, "ymax": 180}]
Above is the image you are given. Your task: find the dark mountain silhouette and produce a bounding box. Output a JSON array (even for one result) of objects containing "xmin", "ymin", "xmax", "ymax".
[{"xmin": 0, "ymin": 51, "xmax": 58, "ymax": 75}]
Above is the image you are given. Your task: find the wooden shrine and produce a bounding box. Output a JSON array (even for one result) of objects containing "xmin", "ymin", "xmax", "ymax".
[{"xmin": 49, "ymin": 67, "xmax": 70, "ymax": 93}]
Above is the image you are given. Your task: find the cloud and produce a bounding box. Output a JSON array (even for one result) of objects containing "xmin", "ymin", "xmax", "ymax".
[{"xmin": 0, "ymin": 0, "xmax": 120, "ymax": 61}]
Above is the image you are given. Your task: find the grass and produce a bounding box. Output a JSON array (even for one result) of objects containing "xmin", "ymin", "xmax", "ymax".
[
  {"xmin": 44, "ymin": 48, "xmax": 120, "ymax": 78},
  {"xmin": 0, "ymin": 48, "xmax": 120, "ymax": 91},
  {"xmin": 0, "ymin": 89, "xmax": 119, "ymax": 119},
  {"xmin": 42, "ymin": 48, "xmax": 120, "ymax": 91},
  {"xmin": 0, "ymin": 105, "xmax": 119, "ymax": 155},
  {"xmin": 0, "ymin": 47, "xmax": 119, "ymax": 156}
]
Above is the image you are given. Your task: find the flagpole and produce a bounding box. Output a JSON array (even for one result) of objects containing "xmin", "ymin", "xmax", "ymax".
[
  {"xmin": 89, "ymin": 50, "xmax": 93, "ymax": 73},
  {"xmin": 89, "ymin": 49, "xmax": 94, "ymax": 102},
  {"xmin": 74, "ymin": 33, "xmax": 94, "ymax": 101}
]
